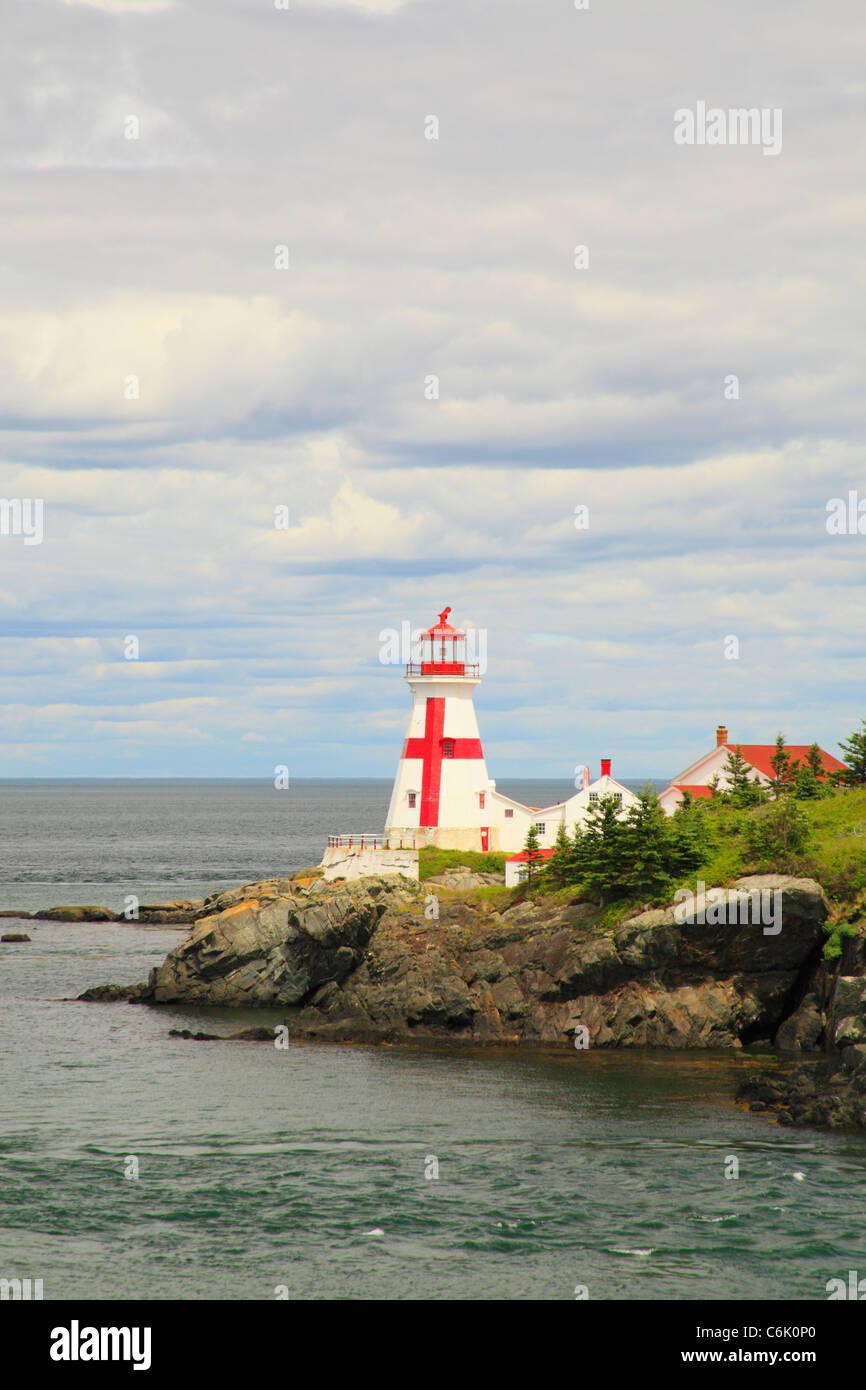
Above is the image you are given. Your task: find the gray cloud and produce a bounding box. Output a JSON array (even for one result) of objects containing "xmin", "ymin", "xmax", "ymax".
[{"xmin": 1, "ymin": 0, "xmax": 863, "ymax": 776}]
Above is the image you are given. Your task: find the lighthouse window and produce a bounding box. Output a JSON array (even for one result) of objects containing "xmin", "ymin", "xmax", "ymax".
[
  {"xmin": 479, "ymin": 792, "xmax": 485, "ymax": 809},
  {"xmin": 442, "ymin": 740, "xmax": 454, "ymax": 757},
  {"xmin": 408, "ymin": 793, "xmax": 416, "ymax": 808}
]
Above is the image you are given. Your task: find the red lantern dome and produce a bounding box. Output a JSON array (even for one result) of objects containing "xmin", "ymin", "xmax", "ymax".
[{"xmin": 407, "ymin": 606, "xmax": 478, "ymax": 677}]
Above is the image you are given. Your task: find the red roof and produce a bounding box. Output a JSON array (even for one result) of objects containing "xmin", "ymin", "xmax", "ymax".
[
  {"xmin": 726, "ymin": 745, "xmax": 845, "ymax": 780},
  {"xmin": 506, "ymin": 848, "xmax": 556, "ymax": 862},
  {"xmin": 672, "ymin": 784, "xmax": 715, "ymax": 800}
]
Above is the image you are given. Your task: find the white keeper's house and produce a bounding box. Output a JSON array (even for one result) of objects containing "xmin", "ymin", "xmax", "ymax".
[
  {"xmin": 321, "ymin": 607, "xmax": 638, "ymax": 878},
  {"xmin": 657, "ymin": 724, "xmax": 845, "ymax": 815}
]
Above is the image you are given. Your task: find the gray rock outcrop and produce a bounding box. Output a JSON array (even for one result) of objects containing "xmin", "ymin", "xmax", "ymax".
[{"xmin": 82, "ymin": 872, "xmax": 831, "ymax": 1052}]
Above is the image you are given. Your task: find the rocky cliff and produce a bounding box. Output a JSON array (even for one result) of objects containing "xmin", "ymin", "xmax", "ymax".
[
  {"xmin": 83, "ymin": 871, "xmax": 835, "ymax": 1052},
  {"xmin": 735, "ymin": 942, "xmax": 866, "ymax": 1129}
]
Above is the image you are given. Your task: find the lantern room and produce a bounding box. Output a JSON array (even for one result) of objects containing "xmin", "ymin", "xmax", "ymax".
[{"xmin": 406, "ymin": 606, "xmax": 479, "ymax": 677}]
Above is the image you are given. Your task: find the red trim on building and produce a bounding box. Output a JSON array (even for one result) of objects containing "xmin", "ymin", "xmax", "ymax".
[
  {"xmin": 402, "ymin": 736, "xmax": 484, "ymax": 760},
  {"xmin": 506, "ymin": 848, "xmax": 555, "ymax": 863},
  {"xmin": 419, "ymin": 697, "xmax": 446, "ymax": 826}
]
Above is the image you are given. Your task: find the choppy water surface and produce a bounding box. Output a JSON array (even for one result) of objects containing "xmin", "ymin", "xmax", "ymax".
[
  {"xmin": 0, "ymin": 781, "xmax": 863, "ymax": 1300},
  {"xmin": 2, "ymin": 924, "xmax": 864, "ymax": 1300}
]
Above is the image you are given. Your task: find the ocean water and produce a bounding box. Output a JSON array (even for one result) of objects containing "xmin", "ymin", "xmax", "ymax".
[
  {"xmin": 0, "ymin": 778, "xmax": 397, "ymax": 915},
  {"xmin": 0, "ymin": 777, "xmax": 584, "ymax": 915},
  {"xmin": 1, "ymin": 780, "xmax": 864, "ymax": 1301}
]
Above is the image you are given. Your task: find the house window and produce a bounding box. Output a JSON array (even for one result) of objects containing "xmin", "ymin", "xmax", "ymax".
[
  {"xmin": 534, "ymin": 822, "xmax": 545, "ymax": 835},
  {"xmin": 442, "ymin": 740, "xmax": 454, "ymax": 757},
  {"xmin": 479, "ymin": 792, "xmax": 485, "ymax": 809},
  {"xmin": 504, "ymin": 808, "xmax": 514, "ymax": 818},
  {"xmin": 408, "ymin": 792, "xmax": 416, "ymax": 808},
  {"xmin": 589, "ymin": 792, "xmax": 599, "ymax": 803}
]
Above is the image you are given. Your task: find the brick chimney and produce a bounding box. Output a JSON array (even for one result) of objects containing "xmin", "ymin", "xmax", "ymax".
[
  {"xmin": 716, "ymin": 725, "xmax": 728, "ymax": 747},
  {"xmin": 600, "ymin": 757, "xmax": 611, "ymax": 777}
]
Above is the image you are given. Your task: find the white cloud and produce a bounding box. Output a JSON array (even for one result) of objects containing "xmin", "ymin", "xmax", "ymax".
[{"xmin": 1, "ymin": 0, "xmax": 863, "ymax": 775}]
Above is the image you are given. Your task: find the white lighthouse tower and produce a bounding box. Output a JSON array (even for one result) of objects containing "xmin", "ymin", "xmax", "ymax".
[
  {"xmin": 320, "ymin": 603, "xmax": 641, "ymax": 878},
  {"xmin": 384, "ymin": 607, "xmax": 496, "ymax": 851}
]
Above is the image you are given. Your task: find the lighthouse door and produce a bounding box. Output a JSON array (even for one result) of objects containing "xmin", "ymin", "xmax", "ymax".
[{"xmin": 480, "ymin": 827, "xmax": 489, "ymax": 851}]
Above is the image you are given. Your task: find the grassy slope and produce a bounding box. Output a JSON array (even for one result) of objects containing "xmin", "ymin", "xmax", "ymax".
[
  {"xmin": 687, "ymin": 788, "xmax": 866, "ymax": 957},
  {"xmin": 417, "ymin": 847, "xmax": 507, "ymax": 881},
  {"xmin": 675, "ymin": 787, "xmax": 866, "ymax": 900}
]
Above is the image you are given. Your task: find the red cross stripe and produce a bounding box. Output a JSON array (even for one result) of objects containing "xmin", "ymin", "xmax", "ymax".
[
  {"xmin": 401, "ymin": 698, "xmax": 484, "ymax": 827},
  {"xmin": 402, "ymin": 737, "xmax": 485, "ymax": 760}
]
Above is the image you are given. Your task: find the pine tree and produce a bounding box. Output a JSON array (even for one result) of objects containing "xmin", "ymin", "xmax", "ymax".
[
  {"xmin": 548, "ymin": 821, "xmax": 574, "ymax": 887},
  {"xmin": 722, "ymin": 744, "xmax": 763, "ymax": 807},
  {"xmin": 805, "ymin": 742, "xmax": 825, "ymax": 779},
  {"xmin": 670, "ymin": 797, "xmax": 713, "ymax": 872},
  {"xmin": 577, "ymin": 799, "xmax": 626, "ymax": 905},
  {"xmin": 618, "ymin": 790, "xmax": 672, "ymax": 901},
  {"xmin": 837, "ymin": 720, "xmax": 866, "ymax": 786},
  {"xmin": 792, "ymin": 764, "xmax": 821, "ymax": 800},
  {"xmin": 522, "ymin": 822, "xmax": 543, "ymax": 889},
  {"xmin": 769, "ymin": 731, "xmax": 793, "ymax": 798},
  {"xmin": 789, "ymin": 741, "xmax": 828, "ymax": 799}
]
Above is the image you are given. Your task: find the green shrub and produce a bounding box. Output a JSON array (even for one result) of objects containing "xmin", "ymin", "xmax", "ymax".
[
  {"xmin": 823, "ymin": 917, "xmax": 860, "ymax": 960},
  {"xmin": 741, "ymin": 799, "xmax": 811, "ymax": 865}
]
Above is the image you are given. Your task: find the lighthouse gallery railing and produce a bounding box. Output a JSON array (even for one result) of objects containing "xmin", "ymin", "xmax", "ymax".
[{"xmin": 326, "ymin": 833, "xmax": 417, "ymax": 850}]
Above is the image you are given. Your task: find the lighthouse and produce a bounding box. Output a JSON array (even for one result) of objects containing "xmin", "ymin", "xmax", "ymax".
[
  {"xmin": 321, "ymin": 605, "xmax": 641, "ymax": 878},
  {"xmin": 384, "ymin": 607, "xmax": 496, "ymax": 850}
]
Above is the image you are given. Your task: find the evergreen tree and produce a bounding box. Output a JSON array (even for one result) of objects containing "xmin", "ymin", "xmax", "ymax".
[
  {"xmin": 577, "ymin": 798, "xmax": 626, "ymax": 905},
  {"xmin": 722, "ymin": 744, "xmax": 764, "ymax": 807},
  {"xmin": 670, "ymin": 797, "xmax": 713, "ymax": 872},
  {"xmin": 805, "ymin": 742, "xmax": 825, "ymax": 779},
  {"xmin": 837, "ymin": 720, "xmax": 866, "ymax": 785},
  {"xmin": 618, "ymin": 790, "xmax": 673, "ymax": 901},
  {"xmin": 547, "ymin": 821, "xmax": 575, "ymax": 887},
  {"xmin": 522, "ymin": 822, "xmax": 543, "ymax": 889},
  {"xmin": 559, "ymin": 789, "xmax": 716, "ymax": 909},
  {"xmin": 568, "ymin": 821, "xmax": 591, "ymax": 885},
  {"xmin": 792, "ymin": 765, "xmax": 821, "ymax": 800},
  {"xmin": 769, "ymin": 731, "xmax": 793, "ymax": 798}
]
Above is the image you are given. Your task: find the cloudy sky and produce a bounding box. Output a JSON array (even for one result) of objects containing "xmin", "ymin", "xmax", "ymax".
[{"xmin": 0, "ymin": 0, "xmax": 863, "ymax": 779}]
